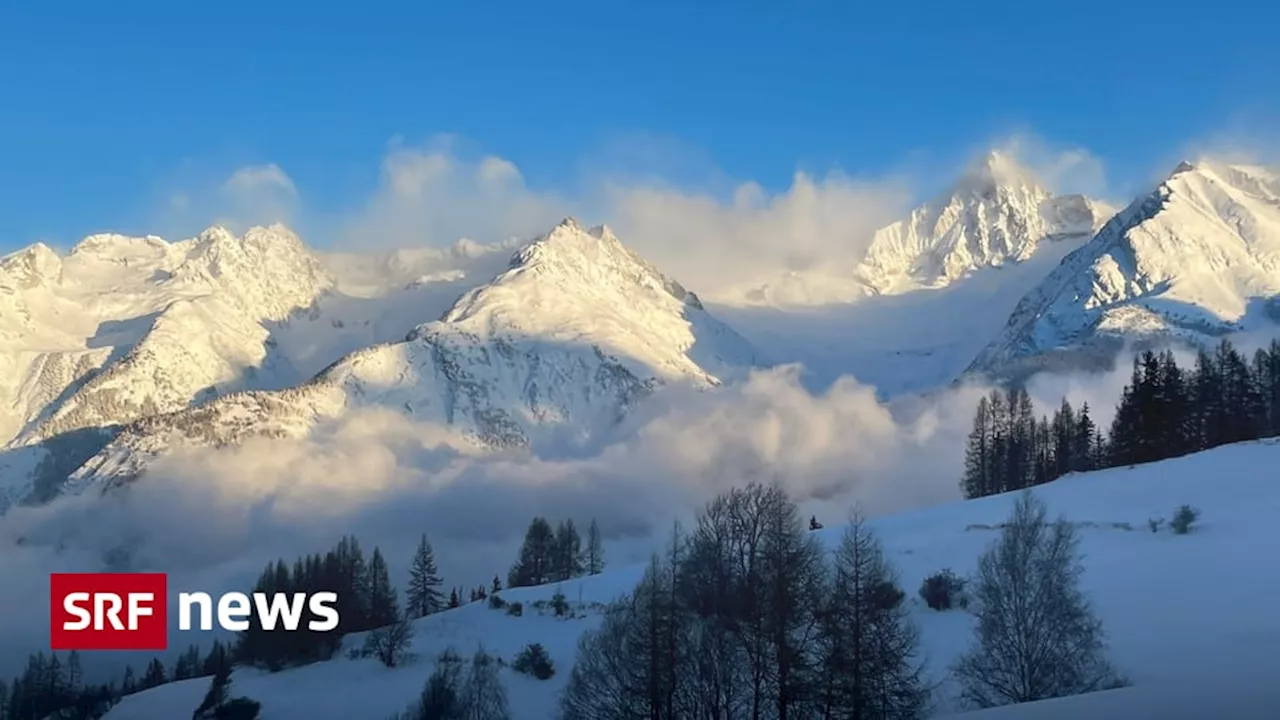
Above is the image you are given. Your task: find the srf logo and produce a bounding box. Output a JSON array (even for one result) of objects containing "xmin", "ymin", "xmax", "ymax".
[{"xmin": 51, "ymin": 573, "xmax": 168, "ymax": 651}]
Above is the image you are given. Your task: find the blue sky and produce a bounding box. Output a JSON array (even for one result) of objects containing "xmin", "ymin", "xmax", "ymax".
[{"xmin": 1, "ymin": 0, "xmax": 1276, "ymax": 250}]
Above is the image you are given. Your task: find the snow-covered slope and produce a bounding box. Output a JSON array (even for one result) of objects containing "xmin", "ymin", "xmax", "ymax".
[
  {"xmin": 855, "ymin": 151, "xmax": 1112, "ymax": 295},
  {"xmin": 62, "ymin": 218, "xmax": 760, "ymax": 494},
  {"xmin": 103, "ymin": 439, "xmax": 1280, "ymax": 719},
  {"xmin": 969, "ymin": 161, "xmax": 1280, "ymax": 378}
]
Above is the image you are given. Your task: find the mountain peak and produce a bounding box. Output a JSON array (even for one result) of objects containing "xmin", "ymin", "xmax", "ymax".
[
  {"xmin": 855, "ymin": 150, "xmax": 1104, "ymax": 293},
  {"xmin": 1170, "ymin": 160, "xmax": 1198, "ymax": 177},
  {"xmin": 429, "ymin": 219, "xmax": 753, "ymax": 383},
  {"xmin": 0, "ymin": 241, "xmax": 62, "ymax": 289},
  {"xmin": 195, "ymin": 224, "xmax": 237, "ymax": 245}
]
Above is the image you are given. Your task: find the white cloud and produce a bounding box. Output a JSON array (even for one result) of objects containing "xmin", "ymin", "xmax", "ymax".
[
  {"xmin": 327, "ymin": 135, "xmax": 914, "ymax": 297},
  {"xmin": 602, "ymin": 171, "xmax": 911, "ymax": 296},
  {"xmin": 216, "ymin": 163, "xmax": 299, "ymax": 230},
  {"xmin": 337, "ymin": 142, "xmax": 569, "ymax": 250},
  {"xmin": 151, "ymin": 162, "xmax": 301, "ymax": 238},
  {"xmin": 222, "ymin": 163, "xmax": 297, "ymax": 198},
  {"xmin": 0, "ymin": 366, "xmax": 993, "ymax": 678},
  {"xmin": 990, "ymin": 133, "xmax": 1112, "ymax": 201}
]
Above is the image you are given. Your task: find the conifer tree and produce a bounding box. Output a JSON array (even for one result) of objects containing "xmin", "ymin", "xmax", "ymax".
[
  {"xmin": 407, "ymin": 534, "xmax": 445, "ymax": 619},
  {"xmin": 1190, "ymin": 347, "xmax": 1222, "ymax": 450},
  {"xmin": 818, "ymin": 516, "xmax": 927, "ymax": 718},
  {"xmin": 1050, "ymin": 398, "xmax": 1076, "ymax": 478},
  {"xmin": 1073, "ymin": 402, "xmax": 1097, "ymax": 472},
  {"xmin": 508, "ymin": 517, "xmax": 556, "ymax": 587},
  {"xmin": 66, "ymin": 650, "xmax": 82, "ymax": 695},
  {"xmin": 962, "ymin": 395, "xmax": 995, "ymax": 499},
  {"xmin": 1108, "ymin": 356, "xmax": 1145, "ymax": 465},
  {"xmin": 202, "ymin": 640, "xmax": 231, "ymax": 678},
  {"xmin": 366, "ymin": 547, "xmax": 399, "ymax": 629},
  {"xmin": 553, "ymin": 519, "xmax": 584, "ymax": 581},
  {"xmin": 142, "ymin": 657, "xmax": 167, "ymax": 689},
  {"xmin": 584, "ymin": 518, "xmax": 605, "ymax": 575},
  {"xmin": 1007, "ymin": 387, "xmax": 1036, "ymax": 491}
]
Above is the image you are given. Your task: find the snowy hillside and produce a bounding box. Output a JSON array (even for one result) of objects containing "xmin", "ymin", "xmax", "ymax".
[
  {"xmin": 61, "ymin": 218, "xmax": 760, "ymax": 495},
  {"xmin": 855, "ymin": 151, "xmax": 1111, "ymax": 295},
  {"xmin": 970, "ymin": 161, "xmax": 1280, "ymax": 378},
  {"xmin": 102, "ymin": 439, "xmax": 1280, "ymax": 719}
]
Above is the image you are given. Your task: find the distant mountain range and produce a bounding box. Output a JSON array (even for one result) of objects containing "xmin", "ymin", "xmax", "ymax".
[{"xmin": 2, "ymin": 153, "xmax": 1278, "ymax": 510}]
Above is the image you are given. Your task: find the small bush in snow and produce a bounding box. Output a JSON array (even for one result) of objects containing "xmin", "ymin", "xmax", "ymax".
[
  {"xmin": 1147, "ymin": 517, "xmax": 1164, "ymax": 533},
  {"xmin": 488, "ymin": 594, "xmax": 507, "ymax": 610},
  {"xmin": 1170, "ymin": 505, "xmax": 1200, "ymax": 534},
  {"xmin": 506, "ymin": 601, "xmax": 523, "ymax": 617},
  {"xmin": 871, "ymin": 579, "xmax": 906, "ymax": 611},
  {"xmin": 551, "ymin": 588, "xmax": 569, "ymax": 617},
  {"xmin": 512, "ymin": 642, "xmax": 556, "ymax": 680},
  {"xmin": 218, "ymin": 697, "xmax": 263, "ymax": 720},
  {"xmin": 919, "ymin": 568, "xmax": 967, "ymax": 611}
]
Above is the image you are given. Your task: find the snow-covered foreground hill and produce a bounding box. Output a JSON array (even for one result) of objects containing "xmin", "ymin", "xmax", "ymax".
[{"xmin": 103, "ymin": 439, "xmax": 1280, "ymax": 719}]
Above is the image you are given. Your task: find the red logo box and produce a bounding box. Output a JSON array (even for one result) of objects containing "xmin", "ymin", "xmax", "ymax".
[{"xmin": 50, "ymin": 573, "xmax": 168, "ymax": 651}]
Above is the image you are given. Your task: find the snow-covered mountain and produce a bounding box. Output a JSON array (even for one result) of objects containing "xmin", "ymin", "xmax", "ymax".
[
  {"xmin": 0, "ymin": 225, "xmax": 330, "ymax": 446},
  {"xmin": 0, "ymin": 226, "xmax": 552, "ymax": 510},
  {"xmin": 855, "ymin": 151, "xmax": 1112, "ymax": 295},
  {"xmin": 57, "ymin": 218, "xmax": 759, "ymax": 496},
  {"xmin": 969, "ymin": 160, "xmax": 1280, "ymax": 378},
  {"xmin": 0, "ymin": 225, "xmax": 345, "ymax": 509},
  {"xmin": 714, "ymin": 152, "xmax": 1115, "ymax": 395}
]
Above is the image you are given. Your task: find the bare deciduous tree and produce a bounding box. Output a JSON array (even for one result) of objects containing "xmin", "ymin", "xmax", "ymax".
[
  {"xmin": 953, "ymin": 491, "xmax": 1121, "ymax": 708},
  {"xmin": 364, "ymin": 611, "xmax": 415, "ymax": 668},
  {"xmin": 459, "ymin": 648, "xmax": 508, "ymax": 720}
]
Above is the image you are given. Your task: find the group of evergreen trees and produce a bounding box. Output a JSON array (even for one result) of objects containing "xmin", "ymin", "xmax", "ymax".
[
  {"xmin": 2, "ymin": 641, "xmax": 233, "ymax": 720},
  {"xmin": 234, "ymin": 516, "xmax": 607, "ymax": 671},
  {"xmin": 1109, "ymin": 340, "xmax": 1280, "ymax": 464},
  {"xmin": 964, "ymin": 339, "xmax": 1280, "ymax": 499},
  {"xmin": 561, "ymin": 483, "xmax": 927, "ymax": 719},
  {"xmin": 962, "ymin": 388, "xmax": 1101, "ymax": 498},
  {"xmin": 236, "ymin": 535, "xmax": 405, "ymax": 669},
  {"xmin": 1, "ymin": 650, "xmax": 107, "ymax": 720},
  {"xmin": 508, "ymin": 517, "xmax": 604, "ymax": 589}
]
